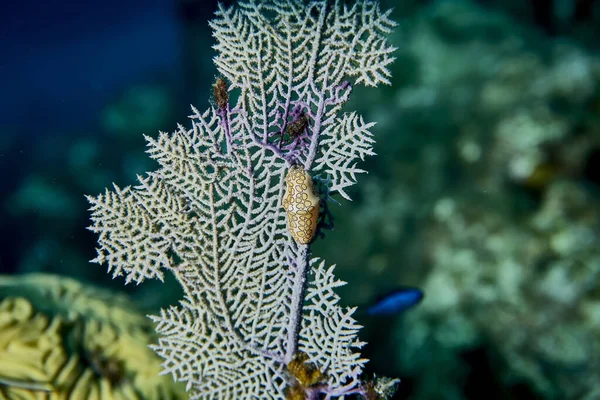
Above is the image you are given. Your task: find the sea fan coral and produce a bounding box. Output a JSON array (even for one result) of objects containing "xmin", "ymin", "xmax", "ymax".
[{"xmin": 87, "ymin": 0, "xmax": 397, "ymax": 398}]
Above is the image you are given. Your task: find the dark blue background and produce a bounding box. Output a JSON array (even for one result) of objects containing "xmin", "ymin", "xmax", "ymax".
[{"xmin": 0, "ymin": 0, "xmax": 219, "ymax": 132}]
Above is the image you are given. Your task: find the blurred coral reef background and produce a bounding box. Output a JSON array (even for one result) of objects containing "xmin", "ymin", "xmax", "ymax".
[{"xmin": 1, "ymin": 0, "xmax": 600, "ymax": 399}]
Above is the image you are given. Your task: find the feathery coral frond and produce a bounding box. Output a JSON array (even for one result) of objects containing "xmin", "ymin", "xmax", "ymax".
[{"xmin": 88, "ymin": 1, "xmax": 396, "ymax": 398}]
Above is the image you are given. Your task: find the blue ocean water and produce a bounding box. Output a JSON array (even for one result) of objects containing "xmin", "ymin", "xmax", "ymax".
[
  {"xmin": 0, "ymin": 0, "xmax": 180, "ymax": 132},
  {"xmin": 0, "ymin": 0, "xmax": 223, "ymax": 277}
]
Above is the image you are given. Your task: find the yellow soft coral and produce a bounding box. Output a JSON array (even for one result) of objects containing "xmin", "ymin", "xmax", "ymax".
[{"xmin": 0, "ymin": 274, "xmax": 186, "ymax": 400}]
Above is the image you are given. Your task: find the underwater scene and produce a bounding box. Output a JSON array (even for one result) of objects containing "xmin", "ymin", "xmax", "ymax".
[{"xmin": 1, "ymin": 0, "xmax": 599, "ymax": 399}]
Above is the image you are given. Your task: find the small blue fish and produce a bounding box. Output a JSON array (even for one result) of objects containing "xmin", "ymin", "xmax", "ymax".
[{"xmin": 364, "ymin": 287, "xmax": 424, "ymax": 316}]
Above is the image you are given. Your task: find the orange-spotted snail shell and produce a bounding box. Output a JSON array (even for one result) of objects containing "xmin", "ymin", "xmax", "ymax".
[{"xmin": 282, "ymin": 165, "xmax": 320, "ymax": 245}]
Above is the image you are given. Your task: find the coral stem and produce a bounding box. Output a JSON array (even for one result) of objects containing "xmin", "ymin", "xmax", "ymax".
[{"xmin": 284, "ymin": 245, "xmax": 309, "ymax": 364}]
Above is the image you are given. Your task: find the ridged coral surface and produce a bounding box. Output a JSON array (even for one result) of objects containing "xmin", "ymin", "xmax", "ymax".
[{"xmin": 0, "ymin": 274, "xmax": 186, "ymax": 400}]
